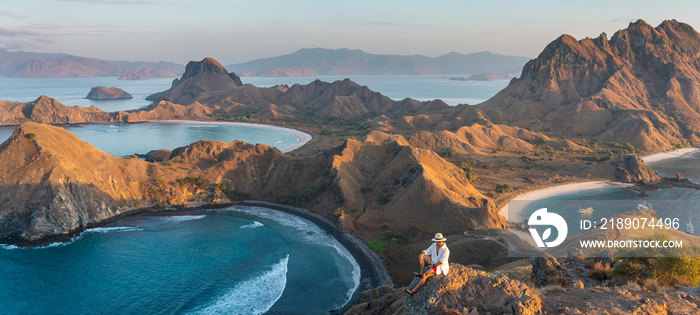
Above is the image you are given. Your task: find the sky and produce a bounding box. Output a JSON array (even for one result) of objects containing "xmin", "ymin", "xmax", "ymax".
[{"xmin": 1, "ymin": 0, "xmax": 700, "ymax": 65}]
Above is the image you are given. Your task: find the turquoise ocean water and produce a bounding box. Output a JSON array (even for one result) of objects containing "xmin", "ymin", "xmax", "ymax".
[
  {"xmin": 0, "ymin": 122, "xmax": 302, "ymax": 157},
  {"xmin": 517, "ymin": 151, "xmax": 700, "ymax": 238},
  {"xmin": 0, "ymin": 206, "xmax": 360, "ymax": 314}
]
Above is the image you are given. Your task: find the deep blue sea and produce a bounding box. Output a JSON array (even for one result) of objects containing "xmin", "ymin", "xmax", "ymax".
[{"xmin": 0, "ymin": 206, "xmax": 360, "ymax": 314}]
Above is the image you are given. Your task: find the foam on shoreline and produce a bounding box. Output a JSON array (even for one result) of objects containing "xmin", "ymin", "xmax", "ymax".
[{"xmin": 153, "ymin": 120, "xmax": 312, "ymax": 153}]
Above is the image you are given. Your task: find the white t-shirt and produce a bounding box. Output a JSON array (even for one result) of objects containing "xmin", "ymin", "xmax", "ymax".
[{"xmin": 422, "ymin": 242, "xmax": 450, "ymax": 275}]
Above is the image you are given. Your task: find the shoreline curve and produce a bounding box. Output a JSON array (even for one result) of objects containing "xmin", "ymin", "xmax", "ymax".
[
  {"xmin": 153, "ymin": 119, "xmax": 312, "ymax": 152},
  {"xmin": 500, "ymin": 147, "xmax": 699, "ymax": 223}
]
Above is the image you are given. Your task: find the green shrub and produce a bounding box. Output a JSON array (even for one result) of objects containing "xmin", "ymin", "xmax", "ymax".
[
  {"xmin": 495, "ymin": 184, "xmax": 513, "ymax": 194},
  {"xmin": 367, "ymin": 230, "xmax": 410, "ymax": 253},
  {"xmin": 24, "ymin": 133, "xmax": 36, "ymax": 139},
  {"xmin": 377, "ymin": 194, "xmax": 392, "ymax": 205},
  {"xmin": 611, "ymin": 234, "xmax": 700, "ymax": 287},
  {"xmin": 441, "ymin": 149, "xmax": 456, "ymax": 158}
]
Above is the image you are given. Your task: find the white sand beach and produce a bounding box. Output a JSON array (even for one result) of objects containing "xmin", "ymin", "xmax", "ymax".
[
  {"xmin": 499, "ymin": 181, "xmax": 634, "ymax": 222},
  {"xmin": 641, "ymin": 147, "xmax": 699, "ymax": 164},
  {"xmin": 500, "ymin": 147, "xmax": 698, "ymax": 223},
  {"xmin": 154, "ymin": 120, "xmax": 312, "ymax": 153}
]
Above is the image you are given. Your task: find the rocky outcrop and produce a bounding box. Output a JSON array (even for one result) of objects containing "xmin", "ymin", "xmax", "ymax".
[
  {"xmin": 146, "ymin": 57, "xmax": 243, "ymax": 105},
  {"xmin": 241, "ymin": 67, "xmax": 318, "ymax": 77},
  {"xmin": 594, "ymin": 155, "xmax": 661, "ymax": 183},
  {"xmin": 86, "ymin": 86, "xmax": 133, "ymax": 100},
  {"xmin": 478, "ymin": 19, "xmax": 700, "ymax": 151},
  {"xmin": 0, "ymin": 123, "xmax": 152, "ymax": 241},
  {"xmin": 0, "ymin": 96, "xmax": 112, "ymax": 125},
  {"xmin": 346, "ymin": 263, "xmax": 542, "ymax": 315}
]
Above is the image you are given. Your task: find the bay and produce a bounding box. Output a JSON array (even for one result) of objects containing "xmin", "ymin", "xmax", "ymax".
[
  {"xmin": 0, "ymin": 206, "xmax": 360, "ymax": 315},
  {"xmin": 0, "ymin": 121, "xmax": 304, "ymax": 157},
  {"xmin": 518, "ymin": 151, "xmax": 700, "ymax": 237}
]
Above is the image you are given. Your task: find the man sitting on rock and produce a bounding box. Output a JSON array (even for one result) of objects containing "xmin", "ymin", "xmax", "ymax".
[{"xmin": 406, "ymin": 233, "xmax": 450, "ymax": 294}]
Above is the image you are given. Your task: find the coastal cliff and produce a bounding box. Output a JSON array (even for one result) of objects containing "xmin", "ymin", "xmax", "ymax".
[{"xmin": 0, "ymin": 123, "xmax": 153, "ymax": 241}]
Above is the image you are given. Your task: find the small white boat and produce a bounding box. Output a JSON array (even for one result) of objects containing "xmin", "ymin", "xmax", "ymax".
[
  {"xmin": 578, "ymin": 206, "xmax": 594, "ymax": 214},
  {"xmin": 687, "ymin": 222, "xmax": 694, "ymax": 235},
  {"xmin": 638, "ymin": 201, "xmax": 652, "ymax": 211}
]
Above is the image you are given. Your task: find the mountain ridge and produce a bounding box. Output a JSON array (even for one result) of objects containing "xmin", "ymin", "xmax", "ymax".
[
  {"xmin": 227, "ymin": 48, "xmax": 530, "ymax": 75},
  {"xmin": 476, "ymin": 19, "xmax": 700, "ymax": 151}
]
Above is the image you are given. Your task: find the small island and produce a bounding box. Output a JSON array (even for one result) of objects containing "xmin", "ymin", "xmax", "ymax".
[{"xmin": 86, "ymin": 86, "xmax": 133, "ymax": 100}]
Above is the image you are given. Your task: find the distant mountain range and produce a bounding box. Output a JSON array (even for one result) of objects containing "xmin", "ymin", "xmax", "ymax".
[
  {"xmin": 0, "ymin": 49, "xmax": 183, "ymax": 78},
  {"xmin": 0, "ymin": 48, "xmax": 530, "ymax": 78},
  {"xmin": 227, "ymin": 48, "xmax": 531, "ymax": 76}
]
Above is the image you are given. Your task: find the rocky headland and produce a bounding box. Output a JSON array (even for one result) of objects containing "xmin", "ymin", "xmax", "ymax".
[{"xmin": 86, "ymin": 86, "xmax": 133, "ymax": 100}]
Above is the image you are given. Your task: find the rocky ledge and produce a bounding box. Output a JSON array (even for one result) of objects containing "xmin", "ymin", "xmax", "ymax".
[
  {"xmin": 346, "ymin": 263, "xmax": 542, "ymax": 314},
  {"xmin": 86, "ymin": 86, "xmax": 133, "ymax": 100}
]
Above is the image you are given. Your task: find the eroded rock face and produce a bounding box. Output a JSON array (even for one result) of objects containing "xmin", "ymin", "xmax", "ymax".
[
  {"xmin": 146, "ymin": 57, "xmax": 243, "ymax": 104},
  {"xmin": 597, "ymin": 155, "xmax": 661, "ymax": 183},
  {"xmin": 86, "ymin": 86, "xmax": 133, "ymax": 100},
  {"xmin": 346, "ymin": 263, "xmax": 542, "ymax": 315},
  {"xmin": 404, "ymin": 264, "xmax": 541, "ymax": 315},
  {"xmin": 478, "ymin": 19, "xmax": 700, "ymax": 151}
]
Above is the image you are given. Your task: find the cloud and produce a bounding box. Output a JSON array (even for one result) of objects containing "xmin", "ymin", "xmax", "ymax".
[
  {"xmin": 0, "ymin": 10, "xmax": 26, "ymax": 20},
  {"xmin": 0, "ymin": 27, "xmax": 39, "ymax": 37},
  {"xmin": 0, "ymin": 26, "xmax": 55, "ymax": 50}
]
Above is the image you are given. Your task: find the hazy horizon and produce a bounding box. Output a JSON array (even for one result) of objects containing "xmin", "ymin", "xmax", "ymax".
[{"xmin": 2, "ymin": 0, "xmax": 700, "ymax": 65}]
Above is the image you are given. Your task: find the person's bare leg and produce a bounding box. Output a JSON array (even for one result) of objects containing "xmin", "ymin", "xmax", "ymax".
[
  {"xmin": 407, "ymin": 269, "xmax": 435, "ymax": 294},
  {"xmin": 417, "ymin": 253, "xmax": 432, "ymax": 276}
]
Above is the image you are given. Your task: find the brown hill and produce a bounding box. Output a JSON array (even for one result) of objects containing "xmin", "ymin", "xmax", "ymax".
[
  {"xmin": 328, "ymin": 132, "xmax": 507, "ymax": 241},
  {"xmin": 478, "ymin": 19, "xmax": 700, "ymax": 152},
  {"xmin": 86, "ymin": 86, "xmax": 133, "ymax": 100},
  {"xmin": 146, "ymin": 57, "xmax": 243, "ymax": 105},
  {"xmin": 0, "ymin": 96, "xmax": 111, "ymax": 125},
  {"xmin": 0, "ymin": 123, "xmax": 153, "ymax": 241},
  {"xmin": 146, "ymin": 58, "xmax": 450, "ymax": 120},
  {"xmin": 0, "ymin": 124, "xmax": 503, "ymax": 247}
]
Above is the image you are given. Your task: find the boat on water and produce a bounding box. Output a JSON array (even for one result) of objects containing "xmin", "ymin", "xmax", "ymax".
[
  {"xmin": 687, "ymin": 222, "xmax": 694, "ymax": 235},
  {"xmin": 638, "ymin": 201, "xmax": 652, "ymax": 211},
  {"xmin": 578, "ymin": 206, "xmax": 594, "ymax": 214}
]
